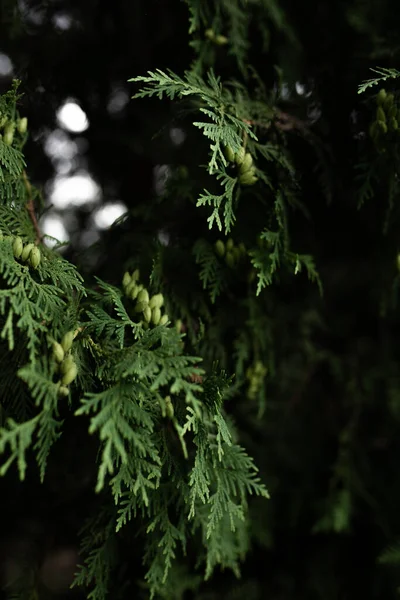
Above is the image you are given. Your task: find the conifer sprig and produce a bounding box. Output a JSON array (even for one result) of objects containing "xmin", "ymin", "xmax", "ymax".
[{"xmin": 358, "ymin": 66, "xmax": 400, "ymax": 94}]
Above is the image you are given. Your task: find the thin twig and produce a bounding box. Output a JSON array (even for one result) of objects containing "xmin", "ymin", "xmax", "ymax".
[
  {"xmin": 275, "ymin": 110, "xmax": 308, "ymax": 132},
  {"xmin": 243, "ymin": 110, "xmax": 308, "ymax": 133},
  {"xmin": 22, "ymin": 169, "xmax": 42, "ymax": 243}
]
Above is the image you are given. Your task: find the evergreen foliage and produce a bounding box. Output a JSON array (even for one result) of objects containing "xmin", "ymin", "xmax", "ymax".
[
  {"xmin": 0, "ymin": 77, "xmax": 269, "ymax": 598},
  {"xmin": 3, "ymin": 0, "xmax": 400, "ymax": 599}
]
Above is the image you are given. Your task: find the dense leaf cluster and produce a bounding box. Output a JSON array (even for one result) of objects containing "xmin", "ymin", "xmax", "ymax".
[{"xmin": 0, "ymin": 77, "xmax": 268, "ymax": 599}]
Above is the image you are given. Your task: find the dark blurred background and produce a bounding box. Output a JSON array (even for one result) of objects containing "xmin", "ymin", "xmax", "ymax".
[{"xmin": 0, "ymin": 0, "xmax": 195, "ymax": 273}]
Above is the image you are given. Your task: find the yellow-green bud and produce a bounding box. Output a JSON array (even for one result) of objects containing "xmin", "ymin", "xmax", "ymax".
[
  {"xmin": 134, "ymin": 300, "xmax": 147, "ymax": 313},
  {"xmin": 215, "ymin": 34, "xmax": 228, "ymax": 45},
  {"xmin": 377, "ymin": 88, "xmax": 387, "ymax": 105},
  {"xmin": 240, "ymin": 169, "xmax": 258, "ymax": 186},
  {"xmin": 60, "ymin": 355, "xmax": 75, "ymax": 375},
  {"xmin": 53, "ymin": 342, "xmax": 65, "ymax": 363},
  {"xmin": 12, "ymin": 236, "xmax": 23, "ymax": 259},
  {"xmin": 233, "ymin": 247, "xmax": 241, "ymax": 262},
  {"xmin": 58, "ymin": 385, "xmax": 69, "ymax": 397},
  {"xmin": 226, "ymin": 238, "xmax": 234, "ymax": 251},
  {"xmin": 205, "ymin": 28, "xmax": 215, "ymax": 40},
  {"xmin": 125, "ymin": 280, "xmax": 137, "ymax": 298},
  {"xmin": 137, "ymin": 289, "xmax": 149, "ymax": 304},
  {"xmin": 131, "ymin": 268, "xmax": 140, "ymax": 281},
  {"xmin": 225, "ymin": 251, "xmax": 235, "ymax": 268},
  {"xmin": 239, "ymin": 152, "xmax": 253, "ymax": 174},
  {"xmin": 224, "ymin": 145, "xmax": 235, "ymax": 163},
  {"xmin": 61, "ymin": 363, "xmax": 78, "ymax": 386},
  {"xmin": 4, "ymin": 130, "xmax": 13, "ymax": 145},
  {"xmin": 152, "ymin": 306, "xmax": 161, "ymax": 325},
  {"xmin": 122, "ymin": 271, "xmax": 131, "ymax": 288},
  {"xmin": 29, "ymin": 246, "xmax": 41, "ymax": 269},
  {"xmin": 149, "ymin": 293, "xmax": 164, "ymax": 309},
  {"xmin": 17, "ymin": 117, "xmax": 28, "ymax": 134},
  {"xmin": 175, "ymin": 319, "xmax": 183, "ymax": 332},
  {"xmin": 248, "ymin": 379, "xmax": 259, "ymax": 397},
  {"xmin": 130, "ymin": 285, "xmax": 140, "ymax": 300},
  {"xmin": 0, "ymin": 115, "xmax": 7, "ymax": 129},
  {"xmin": 254, "ymin": 361, "xmax": 267, "ymax": 376},
  {"xmin": 3, "ymin": 123, "xmax": 14, "ymax": 146},
  {"xmin": 388, "ymin": 105, "xmax": 398, "ymax": 119},
  {"xmin": 377, "ymin": 120, "xmax": 388, "ymax": 134},
  {"xmin": 238, "ymin": 242, "xmax": 246, "ymax": 256},
  {"xmin": 21, "ymin": 242, "xmax": 35, "ymax": 262},
  {"xmin": 369, "ymin": 121, "xmax": 379, "ymax": 140},
  {"xmin": 377, "ymin": 106, "xmax": 386, "ymax": 122},
  {"xmin": 159, "ymin": 314, "xmax": 169, "ymax": 326},
  {"xmin": 165, "ymin": 395, "xmax": 174, "ymax": 419},
  {"xmin": 215, "ymin": 239, "xmax": 225, "ymax": 257},
  {"xmin": 144, "ymin": 306, "xmax": 152, "ymax": 323},
  {"xmin": 61, "ymin": 330, "xmax": 74, "ymax": 353},
  {"xmin": 235, "ymin": 146, "xmax": 245, "ymax": 165},
  {"xmin": 383, "ymin": 93, "xmax": 395, "ymax": 111}
]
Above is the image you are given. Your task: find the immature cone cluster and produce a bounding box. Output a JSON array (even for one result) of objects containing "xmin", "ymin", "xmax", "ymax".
[
  {"xmin": 224, "ymin": 145, "xmax": 258, "ymax": 186},
  {"xmin": 246, "ymin": 361, "xmax": 268, "ymax": 400},
  {"xmin": 215, "ymin": 237, "xmax": 247, "ymax": 268},
  {"xmin": 0, "ymin": 231, "xmax": 41, "ymax": 269},
  {"xmin": 0, "ymin": 113, "xmax": 27, "ymax": 146},
  {"xmin": 369, "ymin": 88, "xmax": 399, "ymax": 143},
  {"xmin": 205, "ymin": 28, "xmax": 228, "ymax": 45},
  {"xmin": 122, "ymin": 270, "xmax": 169, "ymax": 328},
  {"xmin": 53, "ymin": 330, "xmax": 78, "ymax": 396}
]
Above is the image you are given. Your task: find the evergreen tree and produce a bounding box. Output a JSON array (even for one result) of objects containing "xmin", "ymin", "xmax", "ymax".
[{"xmin": 2, "ymin": 0, "xmax": 400, "ymax": 599}]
